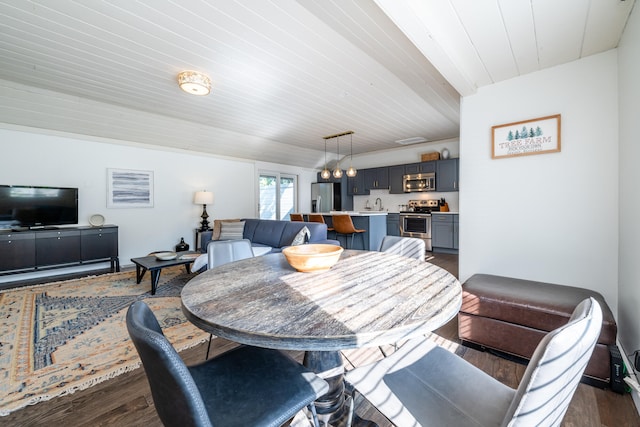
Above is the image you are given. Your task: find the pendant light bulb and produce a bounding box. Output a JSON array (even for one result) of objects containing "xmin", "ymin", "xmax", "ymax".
[
  {"xmin": 346, "ymin": 133, "xmax": 357, "ymax": 177},
  {"xmin": 333, "ymin": 136, "xmax": 342, "ymax": 178},
  {"xmin": 321, "ymin": 138, "xmax": 331, "ymax": 179}
]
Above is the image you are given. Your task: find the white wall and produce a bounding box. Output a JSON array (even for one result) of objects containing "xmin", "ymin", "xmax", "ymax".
[
  {"xmin": 459, "ymin": 51, "xmax": 620, "ymax": 315},
  {"xmin": 618, "ymin": 4, "xmax": 640, "ymax": 367},
  {"xmin": 0, "ymin": 127, "xmax": 317, "ymax": 282}
]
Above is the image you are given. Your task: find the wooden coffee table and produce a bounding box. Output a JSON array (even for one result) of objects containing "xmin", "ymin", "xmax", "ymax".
[{"xmin": 131, "ymin": 253, "xmax": 197, "ymax": 295}]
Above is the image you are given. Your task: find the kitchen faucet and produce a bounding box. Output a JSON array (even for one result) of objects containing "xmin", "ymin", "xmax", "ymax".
[{"xmin": 375, "ymin": 197, "xmax": 383, "ymax": 211}]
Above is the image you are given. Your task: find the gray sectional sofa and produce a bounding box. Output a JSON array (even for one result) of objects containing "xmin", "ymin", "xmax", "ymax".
[{"xmin": 199, "ymin": 218, "xmax": 340, "ymax": 254}]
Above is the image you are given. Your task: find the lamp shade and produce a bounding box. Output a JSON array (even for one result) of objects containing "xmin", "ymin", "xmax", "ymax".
[{"xmin": 194, "ymin": 191, "xmax": 214, "ymax": 205}]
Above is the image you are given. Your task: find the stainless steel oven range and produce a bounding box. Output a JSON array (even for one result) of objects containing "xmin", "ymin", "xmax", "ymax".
[{"xmin": 399, "ymin": 199, "xmax": 440, "ymax": 251}]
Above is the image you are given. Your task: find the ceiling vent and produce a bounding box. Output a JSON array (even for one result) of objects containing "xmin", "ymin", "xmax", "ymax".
[{"xmin": 395, "ymin": 137, "xmax": 427, "ymax": 145}]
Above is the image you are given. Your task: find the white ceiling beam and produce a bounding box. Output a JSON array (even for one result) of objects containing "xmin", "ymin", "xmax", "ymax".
[{"xmin": 374, "ymin": 0, "xmax": 479, "ymax": 96}]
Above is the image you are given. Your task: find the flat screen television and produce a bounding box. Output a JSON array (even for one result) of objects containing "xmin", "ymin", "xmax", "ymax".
[{"xmin": 0, "ymin": 185, "xmax": 78, "ymax": 229}]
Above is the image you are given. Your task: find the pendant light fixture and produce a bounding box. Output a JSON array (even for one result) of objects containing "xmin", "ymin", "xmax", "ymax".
[
  {"xmin": 333, "ymin": 135, "xmax": 343, "ymax": 178},
  {"xmin": 322, "ymin": 130, "xmax": 355, "ymax": 180},
  {"xmin": 320, "ymin": 138, "xmax": 331, "ymax": 179},
  {"xmin": 346, "ymin": 132, "xmax": 357, "ymax": 177}
]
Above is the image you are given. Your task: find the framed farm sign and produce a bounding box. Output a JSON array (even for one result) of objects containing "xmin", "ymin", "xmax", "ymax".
[{"xmin": 491, "ymin": 114, "xmax": 561, "ymax": 159}]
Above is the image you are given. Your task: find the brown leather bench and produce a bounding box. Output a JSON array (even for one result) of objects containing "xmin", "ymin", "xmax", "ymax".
[{"xmin": 458, "ymin": 274, "xmax": 618, "ymax": 388}]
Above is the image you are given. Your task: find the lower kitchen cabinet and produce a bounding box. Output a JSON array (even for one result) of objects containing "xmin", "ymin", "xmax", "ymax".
[
  {"xmin": 432, "ymin": 214, "xmax": 458, "ymax": 254},
  {"xmin": 453, "ymin": 214, "xmax": 459, "ymax": 250},
  {"xmin": 323, "ymin": 214, "xmax": 386, "ymax": 251},
  {"xmin": 386, "ymin": 213, "xmax": 400, "ymax": 236}
]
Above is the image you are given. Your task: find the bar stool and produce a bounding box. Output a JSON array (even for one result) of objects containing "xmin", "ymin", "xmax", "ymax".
[
  {"xmin": 290, "ymin": 213, "xmax": 304, "ymax": 221},
  {"xmin": 308, "ymin": 213, "xmax": 334, "ymax": 232},
  {"xmin": 331, "ymin": 214, "xmax": 365, "ymax": 249}
]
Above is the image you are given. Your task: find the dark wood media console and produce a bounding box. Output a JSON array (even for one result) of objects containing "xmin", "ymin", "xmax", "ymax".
[{"xmin": 0, "ymin": 225, "xmax": 119, "ymax": 276}]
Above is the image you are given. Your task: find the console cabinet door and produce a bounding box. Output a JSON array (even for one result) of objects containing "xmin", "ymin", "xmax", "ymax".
[
  {"xmin": 36, "ymin": 229, "xmax": 81, "ymax": 266},
  {"xmin": 0, "ymin": 232, "xmax": 36, "ymax": 271},
  {"xmin": 81, "ymin": 227, "xmax": 118, "ymax": 261}
]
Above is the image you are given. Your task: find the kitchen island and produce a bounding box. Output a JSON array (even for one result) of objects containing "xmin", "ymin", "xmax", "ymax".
[{"xmin": 296, "ymin": 211, "xmax": 387, "ymax": 251}]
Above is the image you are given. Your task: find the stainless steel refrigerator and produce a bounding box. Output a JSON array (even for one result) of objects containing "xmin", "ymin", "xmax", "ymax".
[{"xmin": 311, "ymin": 182, "xmax": 341, "ymax": 213}]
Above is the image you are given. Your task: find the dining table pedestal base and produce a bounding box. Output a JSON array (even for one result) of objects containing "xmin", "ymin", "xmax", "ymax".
[{"xmin": 303, "ymin": 350, "xmax": 378, "ymax": 427}]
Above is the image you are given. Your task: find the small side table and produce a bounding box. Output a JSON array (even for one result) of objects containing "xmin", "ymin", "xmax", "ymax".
[
  {"xmin": 195, "ymin": 229, "xmax": 213, "ymax": 251},
  {"xmin": 130, "ymin": 255, "xmax": 196, "ymax": 295}
]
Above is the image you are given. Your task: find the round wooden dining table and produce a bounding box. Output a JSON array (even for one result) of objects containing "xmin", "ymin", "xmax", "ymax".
[{"xmin": 181, "ymin": 249, "xmax": 462, "ymax": 427}]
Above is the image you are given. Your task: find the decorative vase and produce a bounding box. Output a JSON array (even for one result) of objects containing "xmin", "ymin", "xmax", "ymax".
[
  {"xmin": 175, "ymin": 237, "xmax": 189, "ymax": 252},
  {"xmin": 441, "ymin": 148, "xmax": 450, "ymax": 159}
]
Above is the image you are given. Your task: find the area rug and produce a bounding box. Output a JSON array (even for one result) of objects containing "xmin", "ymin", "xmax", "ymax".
[{"xmin": 0, "ymin": 267, "xmax": 209, "ymax": 416}]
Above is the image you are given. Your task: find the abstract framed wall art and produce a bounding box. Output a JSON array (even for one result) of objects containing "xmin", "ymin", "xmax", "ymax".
[
  {"xmin": 107, "ymin": 168, "xmax": 154, "ymax": 208},
  {"xmin": 492, "ymin": 114, "xmax": 561, "ymax": 159}
]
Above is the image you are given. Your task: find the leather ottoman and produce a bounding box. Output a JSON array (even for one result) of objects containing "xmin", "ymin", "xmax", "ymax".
[{"xmin": 458, "ymin": 274, "xmax": 618, "ymax": 388}]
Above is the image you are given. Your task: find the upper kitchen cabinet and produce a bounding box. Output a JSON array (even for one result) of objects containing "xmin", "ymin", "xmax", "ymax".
[
  {"xmin": 436, "ymin": 159, "xmax": 459, "ymax": 192},
  {"xmin": 388, "ymin": 165, "xmax": 405, "ymax": 194},
  {"xmin": 404, "ymin": 161, "xmax": 436, "ymax": 175},
  {"xmin": 364, "ymin": 167, "xmax": 389, "ymax": 190},
  {"xmin": 347, "ymin": 172, "xmax": 369, "ymax": 196}
]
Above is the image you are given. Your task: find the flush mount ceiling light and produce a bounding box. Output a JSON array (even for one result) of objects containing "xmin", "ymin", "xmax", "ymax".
[
  {"xmin": 177, "ymin": 70, "xmax": 211, "ymax": 96},
  {"xmin": 395, "ymin": 136, "xmax": 427, "ymax": 145}
]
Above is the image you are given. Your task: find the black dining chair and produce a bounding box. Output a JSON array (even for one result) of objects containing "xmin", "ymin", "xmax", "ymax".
[
  {"xmin": 346, "ymin": 297, "xmax": 602, "ymax": 427},
  {"xmin": 126, "ymin": 301, "xmax": 329, "ymax": 427}
]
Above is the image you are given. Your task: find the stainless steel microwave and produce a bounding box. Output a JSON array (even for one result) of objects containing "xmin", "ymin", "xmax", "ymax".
[{"xmin": 403, "ymin": 173, "xmax": 435, "ymax": 192}]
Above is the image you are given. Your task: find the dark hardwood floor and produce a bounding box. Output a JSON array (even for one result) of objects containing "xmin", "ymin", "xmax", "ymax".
[{"xmin": 2, "ymin": 252, "xmax": 639, "ymax": 426}]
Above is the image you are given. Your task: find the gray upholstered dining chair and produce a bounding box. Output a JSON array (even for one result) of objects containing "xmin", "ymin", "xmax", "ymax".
[
  {"xmin": 379, "ymin": 235, "xmax": 425, "ymax": 261},
  {"xmin": 206, "ymin": 238, "xmax": 254, "ymax": 270},
  {"xmin": 204, "ymin": 239, "xmax": 255, "ymax": 358},
  {"xmin": 377, "ymin": 235, "xmax": 427, "ymax": 356},
  {"xmin": 346, "ymin": 297, "xmax": 602, "ymax": 427},
  {"xmin": 126, "ymin": 301, "xmax": 329, "ymax": 427}
]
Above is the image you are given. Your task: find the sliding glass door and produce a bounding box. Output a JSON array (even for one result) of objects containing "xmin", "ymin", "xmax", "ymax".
[{"xmin": 258, "ymin": 172, "xmax": 297, "ymax": 220}]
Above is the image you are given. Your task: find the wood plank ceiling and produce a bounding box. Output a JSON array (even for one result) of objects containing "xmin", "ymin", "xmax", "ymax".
[{"xmin": 0, "ymin": 0, "xmax": 634, "ymax": 168}]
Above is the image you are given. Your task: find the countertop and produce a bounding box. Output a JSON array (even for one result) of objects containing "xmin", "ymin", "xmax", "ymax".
[{"xmin": 300, "ymin": 211, "xmax": 388, "ymax": 216}]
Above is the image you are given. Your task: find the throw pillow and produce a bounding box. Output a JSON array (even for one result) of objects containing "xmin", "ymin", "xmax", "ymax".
[
  {"xmin": 291, "ymin": 226, "xmax": 310, "ymax": 246},
  {"xmin": 219, "ymin": 221, "xmax": 245, "ymax": 240},
  {"xmin": 212, "ymin": 218, "xmax": 241, "ymax": 240}
]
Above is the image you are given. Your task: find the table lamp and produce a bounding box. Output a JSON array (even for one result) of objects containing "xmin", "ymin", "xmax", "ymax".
[{"xmin": 194, "ymin": 191, "xmax": 214, "ymax": 231}]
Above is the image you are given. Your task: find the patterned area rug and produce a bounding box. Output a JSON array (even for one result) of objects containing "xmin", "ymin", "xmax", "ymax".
[{"xmin": 0, "ymin": 267, "xmax": 208, "ymax": 416}]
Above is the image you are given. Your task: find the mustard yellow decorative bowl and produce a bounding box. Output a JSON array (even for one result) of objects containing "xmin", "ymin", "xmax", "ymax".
[{"xmin": 282, "ymin": 244, "xmax": 344, "ymax": 272}]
